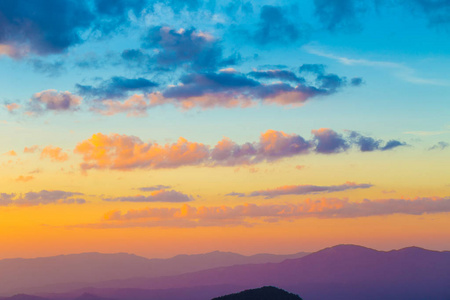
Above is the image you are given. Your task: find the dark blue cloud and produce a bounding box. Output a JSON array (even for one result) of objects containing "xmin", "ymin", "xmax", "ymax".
[
  {"xmin": 299, "ymin": 64, "xmax": 327, "ymax": 75},
  {"xmin": 253, "ymin": 5, "xmax": 304, "ymax": 45},
  {"xmin": 76, "ymin": 76, "xmax": 158, "ymax": 99},
  {"xmin": 312, "ymin": 128, "xmax": 350, "ymax": 154},
  {"xmin": 92, "ymin": 0, "xmax": 147, "ymax": 34},
  {"xmin": 140, "ymin": 26, "xmax": 239, "ymax": 71},
  {"xmin": 163, "ymin": 72, "xmax": 259, "ymax": 99},
  {"xmin": 351, "ymin": 77, "xmax": 364, "ymax": 86},
  {"xmin": 0, "ymin": 0, "xmax": 94, "ymax": 55},
  {"xmin": 29, "ymin": 59, "xmax": 65, "ymax": 77},
  {"xmin": 317, "ymin": 73, "xmax": 346, "ymax": 91},
  {"xmin": 248, "ymin": 70, "xmax": 304, "ymax": 83},
  {"xmin": 224, "ymin": 0, "xmax": 253, "ymax": 16},
  {"xmin": 406, "ymin": 0, "xmax": 450, "ymax": 26},
  {"xmin": 313, "ymin": 0, "xmax": 367, "ymax": 31},
  {"xmin": 349, "ymin": 131, "xmax": 407, "ymax": 151},
  {"xmin": 381, "ymin": 140, "xmax": 407, "ymax": 151},
  {"xmin": 429, "ymin": 141, "xmax": 449, "ymax": 151},
  {"xmin": 162, "ymin": 67, "xmax": 359, "ymax": 108}
]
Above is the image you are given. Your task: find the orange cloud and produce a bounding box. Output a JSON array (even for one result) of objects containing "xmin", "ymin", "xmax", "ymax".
[
  {"xmin": 4, "ymin": 150, "xmax": 17, "ymax": 156},
  {"xmin": 15, "ymin": 175, "xmax": 34, "ymax": 182},
  {"xmin": 74, "ymin": 133, "xmax": 209, "ymax": 171},
  {"xmin": 5, "ymin": 103, "xmax": 21, "ymax": 112},
  {"xmin": 24, "ymin": 145, "xmax": 40, "ymax": 153},
  {"xmin": 40, "ymin": 146, "xmax": 69, "ymax": 162}
]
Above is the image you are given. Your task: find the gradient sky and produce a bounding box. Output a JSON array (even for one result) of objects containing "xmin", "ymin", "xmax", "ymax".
[{"xmin": 0, "ymin": 0, "xmax": 449, "ymax": 259}]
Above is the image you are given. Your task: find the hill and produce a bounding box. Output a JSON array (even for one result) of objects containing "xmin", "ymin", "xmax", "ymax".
[{"xmin": 212, "ymin": 286, "xmax": 303, "ymax": 300}]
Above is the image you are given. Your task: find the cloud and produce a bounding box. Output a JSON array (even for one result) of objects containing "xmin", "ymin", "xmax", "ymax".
[
  {"xmin": 29, "ymin": 90, "xmax": 82, "ymax": 113},
  {"xmin": 104, "ymin": 189, "xmax": 194, "ymax": 203},
  {"xmin": 77, "ymin": 64, "xmax": 358, "ymax": 116},
  {"xmin": 5, "ymin": 103, "xmax": 21, "ymax": 112},
  {"xmin": 313, "ymin": 0, "xmax": 367, "ymax": 31},
  {"xmin": 76, "ymin": 76, "xmax": 158, "ymax": 99},
  {"xmin": 15, "ymin": 175, "xmax": 34, "ymax": 182},
  {"xmin": 0, "ymin": 190, "xmax": 85, "ymax": 207},
  {"xmin": 312, "ymin": 128, "xmax": 350, "ymax": 154},
  {"xmin": 0, "ymin": 0, "xmax": 151, "ymax": 57},
  {"xmin": 253, "ymin": 5, "xmax": 304, "ymax": 45},
  {"xmin": 403, "ymin": 0, "xmax": 450, "ymax": 27},
  {"xmin": 225, "ymin": 192, "xmax": 246, "ymax": 197},
  {"xmin": 248, "ymin": 69, "xmax": 304, "ymax": 83},
  {"xmin": 74, "ymin": 129, "xmax": 406, "ymax": 171},
  {"xmin": 40, "ymin": 146, "xmax": 69, "ymax": 162},
  {"xmin": 94, "ymin": 196, "xmax": 450, "ymax": 228},
  {"xmin": 138, "ymin": 185, "xmax": 172, "ymax": 191},
  {"xmin": 305, "ymin": 46, "xmax": 450, "ymax": 86},
  {"xmin": 350, "ymin": 77, "xmax": 364, "ymax": 86},
  {"xmin": 162, "ymin": 69, "xmax": 351, "ymax": 109},
  {"xmin": 24, "ymin": 145, "xmax": 40, "ymax": 153},
  {"xmin": 313, "ymin": 0, "xmax": 450, "ymax": 32},
  {"xmin": 212, "ymin": 130, "xmax": 312, "ymax": 166},
  {"xmin": 0, "ymin": 0, "xmax": 94, "ymax": 56},
  {"xmin": 90, "ymin": 93, "xmax": 166, "ymax": 117},
  {"xmin": 404, "ymin": 130, "xmax": 449, "ymax": 136},
  {"xmin": 4, "ymin": 150, "xmax": 17, "ymax": 156},
  {"xmin": 137, "ymin": 26, "xmax": 238, "ymax": 71},
  {"xmin": 230, "ymin": 182, "xmax": 373, "ymax": 199},
  {"xmin": 29, "ymin": 59, "xmax": 65, "ymax": 76},
  {"xmin": 74, "ymin": 133, "xmax": 210, "ymax": 171},
  {"xmin": 429, "ymin": 141, "xmax": 449, "ymax": 151},
  {"xmin": 349, "ymin": 131, "xmax": 407, "ymax": 151}
]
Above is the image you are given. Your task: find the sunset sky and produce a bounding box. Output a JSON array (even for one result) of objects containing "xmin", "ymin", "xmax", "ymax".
[{"xmin": 0, "ymin": 0, "xmax": 449, "ymax": 259}]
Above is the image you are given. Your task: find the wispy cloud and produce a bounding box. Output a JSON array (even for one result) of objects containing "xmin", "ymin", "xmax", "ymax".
[
  {"xmin": 0, "ymin": 190, "xmax": 86, "ymax": 207},
  {"xmin": 104, "ymin": 189, "xmax": 194, "ymax": 203},
  {"xmin": 404, "ymin": 131, "xmax": 450, "ymax": 136},
  {"xmin": 71, "ymin": 196, "xmax": 450, "ymax": 228},
  {"xmin": 228, "ymin": 182, "xmax": 373, "ymax": 199},
  {"xmin": 304, "ymin": 45, "xmax": 450, "ymax": 86}
]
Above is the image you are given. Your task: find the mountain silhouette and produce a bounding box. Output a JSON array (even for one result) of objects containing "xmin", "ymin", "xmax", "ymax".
[
  {"xmin": 71, "ymin": 244, "xmax": 449, "ymax": 300},
  {"xmin": 0, "ymin": 251, "xmax": 308, "ymax": 295},
  {"xmin": 212, "ymin": 286, "xmax": 303, "ymax": 300}
]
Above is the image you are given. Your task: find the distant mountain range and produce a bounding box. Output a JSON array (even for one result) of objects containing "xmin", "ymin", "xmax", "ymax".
[
  {"xmin": 1, "ymin": 245, "xmax": 449, "ymax": 300},
  {"xmin": 0, "ymin": 250, "xmax": 308, "ymax": 295}
]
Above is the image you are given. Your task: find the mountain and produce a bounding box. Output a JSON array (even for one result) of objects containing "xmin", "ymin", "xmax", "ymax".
[
  {"xmin": 212, "ymin": 286, "xmax": 303, "ymax": 300},
  {"xmin": 76, "ymin": 245, "xmax": 449, "ymax": 300},
  {"xmin": 0, "ymin": 251, "xmax": 308, "ymax": 295}
]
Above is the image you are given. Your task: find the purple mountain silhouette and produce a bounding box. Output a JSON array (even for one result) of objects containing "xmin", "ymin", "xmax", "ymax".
[
  {"xmin": 53, "ymin": 245, "xmax": 448, "ymax": 300},
  {"xmin": 0, "ymin": 251, "xmax": 307, "ymax": 296}
]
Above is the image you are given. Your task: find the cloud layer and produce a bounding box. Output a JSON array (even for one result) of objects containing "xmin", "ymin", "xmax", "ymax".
[
  {"xmin": 0, "ymin": 190, "xmax": 86, "ymax": 206},
  {"xmin": 74, "ymin": 129, "xmax": 406, "ymax": 171},
  {"xmin": 227, "ymin": 182, "xmax": 373, "ymax": 199},
  {"xmin": 104, "ymin": 189, "xmax": 194, "ymax": 203},
  {"xmin": 96, "ymin": 196, "xmax": 450, "ymax": 228}
]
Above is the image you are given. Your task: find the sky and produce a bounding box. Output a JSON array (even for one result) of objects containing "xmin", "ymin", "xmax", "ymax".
[{"xmin": 0, "ymin": 0, "xmax": 449, "ymax": 259}]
